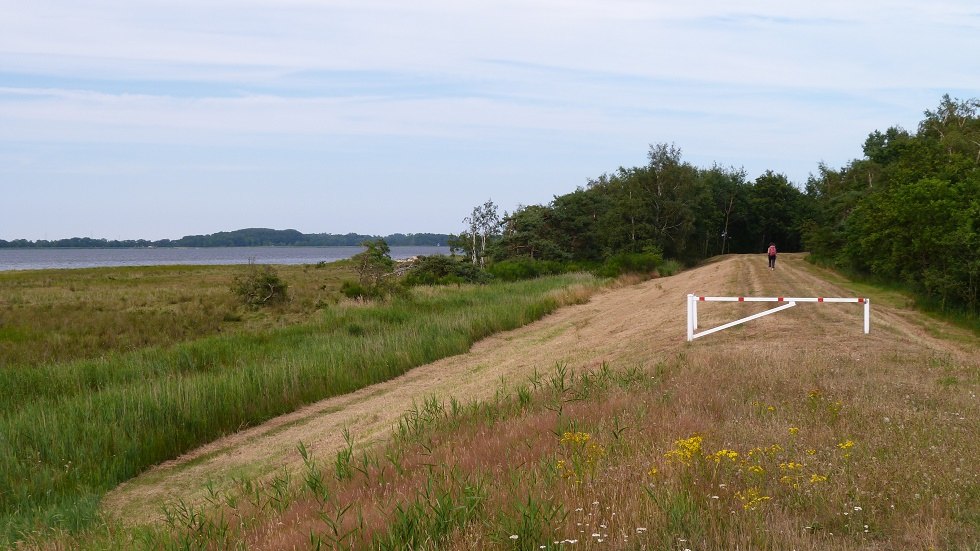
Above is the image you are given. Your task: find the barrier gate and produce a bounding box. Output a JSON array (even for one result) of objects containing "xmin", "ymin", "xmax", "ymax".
[{"xmin": 686, "ymin": 294, "xmax": 870, "ymax": 341}]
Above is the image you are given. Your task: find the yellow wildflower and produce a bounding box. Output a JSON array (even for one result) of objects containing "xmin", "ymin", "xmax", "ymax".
[
  {"xmin": 788, "ymin": 426, "xmax": 800, "ymax": 436},
  {"xmin": 809, "ymin": 474, "xmax": 828, "ymax": 484},
  {"xmin": 712, "ymin": 449, "xmax": 739, "ymax": 463},
  {"xmin": 586, "ymin": 443, "xmax": 606, "ymax": 463},
  {"xmin": 665, "ymin": 435, "xmax": 703, "ymax": 466},
  {"xmin": 735, "ymin": 488, "xmax": 772, "ymax": 511},
  {"xmin": 779, "ymin": 475, "xmax": 801, "ymax": 489},
  {"xmin": 562, "ymin": 432, "xmax": 592, "ymax": 445}
]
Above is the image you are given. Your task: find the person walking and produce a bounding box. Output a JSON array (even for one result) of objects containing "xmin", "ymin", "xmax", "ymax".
[{"xmin": 767, "ymin": 242, "xmax": 777, "ymax": 270}]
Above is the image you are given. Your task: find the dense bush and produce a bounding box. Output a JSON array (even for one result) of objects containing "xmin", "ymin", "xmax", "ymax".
[
  {"xmin": 403, "ymin": 255, "xmax": 490, "ymax": 286},
  {"xmin": 657, "ymin": 259, "xmax": 682, "ymax": 277},
  {"xmin": 340, "ymin": 280, "xmax": 372, "ymax": 300},
  {"xmin": 486, "ymin": 258, "xmax": 566, "ymax": 282},
  {"xmin": 593, "ymin": 252, "xmax": 664, "ymax": 278},
  {"xmin": 231, "ymin": 265, "xmax": 288, "ymax": 307}
]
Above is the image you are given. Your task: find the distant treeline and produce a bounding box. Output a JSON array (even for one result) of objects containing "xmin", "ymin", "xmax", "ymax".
[
  {"xmin": 461, "ymin": 95, "xmax": 977, "ymax": 316},
  {"xmin": 0, "ymin": 228, "xmax": 451, "ymax": 249}
]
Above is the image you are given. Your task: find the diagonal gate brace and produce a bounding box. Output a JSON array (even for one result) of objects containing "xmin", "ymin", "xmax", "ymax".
[{"xmin": 688, "ymin": 300, "xmax": 797, "ymax": 341}]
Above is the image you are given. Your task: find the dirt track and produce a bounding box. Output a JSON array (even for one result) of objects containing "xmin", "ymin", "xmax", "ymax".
[{"xmin": 103, "ymin": 254, "xmax": 976, "ymax": 524}]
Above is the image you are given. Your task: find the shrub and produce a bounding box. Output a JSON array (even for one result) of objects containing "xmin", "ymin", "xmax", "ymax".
[
  {"xmin": 340, "ymin": 280, "xmax": 371, "ymax": 300},
  {"xmin": 340, "ymin": 279, "xmax": 407, "ymax": 301},
  {"xmin": 352, "ymin": 240, "xmax": 395, "ymax": 289},
  {"xmin": 403, "ymin": 255, "xmax": 490, "ymax": 286},
  {"xmin": 594, "ymin": 252, "xmax": 663, "ymax": 278},
  {"xmin": 658, "ymin": 259, "xmax": 682, "ymax": 276},
  {"xmin": 346, "ymin": 239, "xmax": 401, "ymax": 299},
  {"xmin": 485, "ymin": 258, "xmax": 566, "ymax": 282},
  {"xmin": 231, "ymin": 265, "xmax": 288, "ymax": 307}
]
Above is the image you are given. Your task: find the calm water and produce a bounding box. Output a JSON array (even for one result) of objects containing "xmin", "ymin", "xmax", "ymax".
[{"xmin": 0, "ymin": 246, "xmax": 451, "ymax": 272}]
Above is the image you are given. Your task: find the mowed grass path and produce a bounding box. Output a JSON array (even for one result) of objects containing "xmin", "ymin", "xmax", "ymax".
[{"xmin": 0, "ymin": 269, "xmax": 600, "ymax": 542}]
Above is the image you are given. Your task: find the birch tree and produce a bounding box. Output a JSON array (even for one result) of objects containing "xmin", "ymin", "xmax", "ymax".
[{"xmin": 463, "ymin": 199, "xmax": 501, "ymax": 266}]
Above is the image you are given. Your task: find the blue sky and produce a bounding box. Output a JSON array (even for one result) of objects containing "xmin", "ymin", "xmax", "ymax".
[{"xmin": 2, "ymin": 1, "xmax": 978, "ymax": 241}]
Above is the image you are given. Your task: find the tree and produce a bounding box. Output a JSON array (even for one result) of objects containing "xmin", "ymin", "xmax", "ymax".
[
  {"xmin": 700, "ymin": 165, "xmax": 749, "ymax": 257},
  {"xmin": 463, "ymin": 199, "xmax": 501, "ymax": 266},
  {"xmin": 548, "ymin": 188, "xmax": 608, "ymax": 261},
  {"xmin": 350, "ymin": 239, "xmax": 395, "ymax": 294},
  {"xmin": 920, "ymin": 94, "xmax": 980, "ymax": 167},
  {"xmin": 749, "ymin": 171, "xmax": 805, "ymax": 251},
  {"xmin": 497, "ymin": 204, "xmax": 567, "ymax": 260},
  {"xmin": 806, "ymin": 95, "xmax": 980, "ymax": 315}
]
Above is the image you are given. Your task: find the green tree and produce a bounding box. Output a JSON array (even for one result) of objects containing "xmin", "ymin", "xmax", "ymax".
[
  {"xmin": 548, "ymin": 188, "xmax": 608, "ymax": 262},
  {"xmin": 807, "ymin": 95, "xmax": 980, "ymax": 315},
  {"xmin": 701, "ymin": 166, "xmax": 750, "ymax": 256},
  {"xmin": 749, "ymin": 171, "xmax": 805, "ymax": 252},
  {"xmin": 349, "ymin": 239, "xmax": 395, "ymax": 296},
  {"xmin": 462, "ymin": 199, "xmax": 502, "ymax": 266},
  {"xmin": 497, "ymin": 204, "xmax": 567, "ymax": 260}
]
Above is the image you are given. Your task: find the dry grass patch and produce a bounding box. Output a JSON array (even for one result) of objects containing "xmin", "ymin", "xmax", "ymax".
[{"xmin": 0, "ymin": 262, "xmax": 354, "ymax": 367}]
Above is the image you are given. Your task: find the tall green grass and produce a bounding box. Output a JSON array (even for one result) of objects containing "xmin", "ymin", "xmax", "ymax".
[{"xmin": 0, "ymin": 274, "xmax": 599, "ymax": 543}]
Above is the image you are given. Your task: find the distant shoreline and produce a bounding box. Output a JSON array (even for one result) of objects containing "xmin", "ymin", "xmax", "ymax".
[
  {"xmin": 0, "ymin": 245, "xmax": 444, "ymax": 250},
  {"xmin": 0, "ymin": 245, "xmax": 451, "ymax": 272},
  {"xmin": 0, "ymin": 228, "xmax": 453, "ymax": 249}
]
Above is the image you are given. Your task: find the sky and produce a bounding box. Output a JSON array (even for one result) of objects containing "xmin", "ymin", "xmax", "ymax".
[{"xmin": 1, "ymin": 1, "xmax": 978, "ymax": 241}]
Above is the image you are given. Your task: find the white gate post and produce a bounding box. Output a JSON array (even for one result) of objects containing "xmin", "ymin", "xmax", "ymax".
[
  {"xmin": 693, "ymin": 295, "xmax": 698, "ymax": 331},
  {"xmin": 864, "ymin": 299, "xmax": 870, "ymax": 334},
  {"xmin": 686, "ymin": 294, "xmax": 693, "ymax": 342}
]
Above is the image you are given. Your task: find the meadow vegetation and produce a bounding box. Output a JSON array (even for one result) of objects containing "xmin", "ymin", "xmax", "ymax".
[
  {"xmin": 0, "ymin": 262, "xmax": 353, "ymax": 368},
  {"xmin": 0, "ymin": 262, "xmax": 602, "ymax": 544},
  {"xmin": 22, "ymin": 255, "xmax": 977, "ymax": 550},
  {"xmin": 3, "ymin": 243, "xmax": 974, "ymax": 550},
  {"xmin": 67, "ymin": 344, "xmax": 977, "ymax": 549}
]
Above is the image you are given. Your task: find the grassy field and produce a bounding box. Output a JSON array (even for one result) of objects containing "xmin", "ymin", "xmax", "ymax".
[
  {"xmin": 8, "ymin": 255, "xmax": 979, "ymax": 549},
  {"xmin": 29, "ymin": 253, "xmax": 977, "ymax": 551},
  {"xmin": 0, "ymin": 262, "xmax": 354, "ymax": 368},
  {"xmin": 0, "ymin": 262, "xmax": 602, "ymax": 545}
]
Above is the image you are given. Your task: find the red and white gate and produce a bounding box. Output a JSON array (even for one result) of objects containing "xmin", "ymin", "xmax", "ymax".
[{"xmin": 686, "ymin": 294, "xmax": 870, "ymax": 341}]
